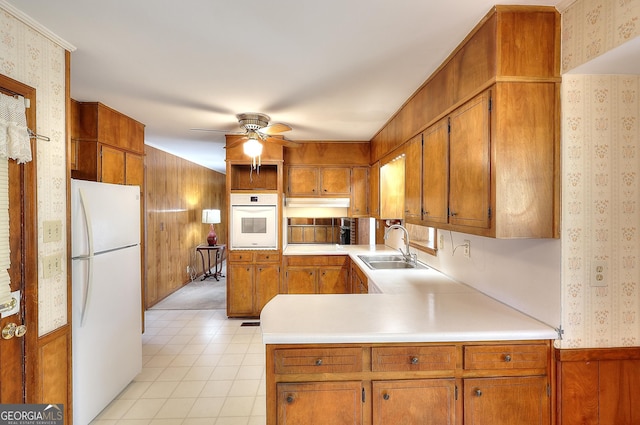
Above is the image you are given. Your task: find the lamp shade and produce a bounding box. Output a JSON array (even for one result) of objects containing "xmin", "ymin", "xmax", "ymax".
[{"xmin": 202, "ymin": 209, "xmax": 221, "ymax": 224}]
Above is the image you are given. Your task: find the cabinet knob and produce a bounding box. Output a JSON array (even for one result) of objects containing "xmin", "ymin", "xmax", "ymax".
[
  {"xmin": 286, "ymin": 395, "xmax": 294, "ymax": 403},
  {"xmin": 410, "ymin": 357, "xmax": 419, "ymax": 365},
  {"xmin": 383, "ymin": 393, "xmax": 390, "ymax": 400},
  {"xmin": 504, "ymin": 354, "xmax": 512, "ymax": 362},
  {"xmin": 315, "ymin": 359, "xmax": 323, "ymax": 366},
  {"xmin": 449, "ymin": 211, "xmax": 457, "ymax": 217},
  {"xmin": 475, "ymin": 389, "xmax": 483, "ymax": 397}
]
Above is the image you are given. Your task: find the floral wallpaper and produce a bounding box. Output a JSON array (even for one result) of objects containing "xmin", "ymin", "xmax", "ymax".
[
  {"xmin": 562, "ymin": 0, "xmax": 640, "ymax": 73},
  {"xmin": 562, "ymin": 75, "xmax": 640, "ymax": 348},
  {"xmin": 561, "ymin": 0, "xmax": 640, "ymax": 349},
  {"xmin": 0, "ymin": 6, "xmax": 69, "ymax": 335}
]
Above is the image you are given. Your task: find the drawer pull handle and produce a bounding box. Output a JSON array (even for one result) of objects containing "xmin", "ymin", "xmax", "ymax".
[
  {"xmin": 410, "ymin": 357, "xmax": 419, "ymax": 365},
  {"xmin": 475, "ymin": 389, "xmax": 483, "ymax": 397},
  {"xmin": 315, "ymin": 359, "xmax": 323, "ymax": 366},
  {"xmin": 383, "ymin": 393, "xmax": 390, "ymax": 400},
  {"xmin": 286, "ymin": 395, "xmax": 294, "ymax": 403},
  {"xmin": 504, "ymin": 354, "xmax": 512, "ymax": 362}
]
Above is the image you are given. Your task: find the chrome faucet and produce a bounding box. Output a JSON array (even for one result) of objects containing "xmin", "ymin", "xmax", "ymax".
[{"xmin": 383, "ymin": 224, "xmax": 416, "ymax": 265}]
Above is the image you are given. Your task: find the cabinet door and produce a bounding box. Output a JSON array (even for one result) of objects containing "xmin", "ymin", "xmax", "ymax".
[
  {"xmin": 449, "ymin": 91, "xmax": 491, "ymax": 229},
  {"xmin": 404, "ymin": 134, "xmax": 422, "ymax": 223},
  {"xmin": 320, "ymin": 167, "xmax": 351, "ymax": 195},
  {"xmin": 288, "ymin": 167, "xmax": 319, "ymax": 196},
  {"xmin": 318, "ymin": 266, "xmax": 349, "ymax": 294},
  {"xmin": 99, "ymin": 144, "xmax": 125, "ymax": 184},
  {"xmin": 464, "ymin": 376, "xmax": 549, "ymax": 425},
  {"xmin": 277, "ymin": 381, "xmax": 362, "ymax": 425},
  {"xmin": 373, "ymin": 379, "xmax": 457, "ymax": 425},
  {"xmin": 125, "ymin": 152, "xmax": 144, "ymax": 187},
  {"xmin": 350, "ymin": 167, "xmax": 368, "ymax": 217},
  {"xmin": 285, "ymin": 268, "xmax": 316, "ymax": 294},
  {"xmin": 227, "ymin": 264, "xmax": 255, "ymax": 316},
  {"xmin": 369, "ymin": 161, "xmax": 380, "ymax": 218},
  {"xmin": 422, "ymin": 118, "xmax": 450, "ymax": 224},
  {"xmin": 256, "ymin": 264, "xmax": 280, "ymax": 312}
]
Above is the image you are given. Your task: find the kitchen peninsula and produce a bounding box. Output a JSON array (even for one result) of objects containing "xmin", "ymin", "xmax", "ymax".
[{"xmin": 261, "ymin": 245, "xmax": 557, "ymax": 424}]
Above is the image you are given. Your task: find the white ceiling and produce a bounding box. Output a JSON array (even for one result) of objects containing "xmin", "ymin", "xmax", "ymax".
[{"xmin": 8, "ymin": 0, "xmax": 561, "ymax": 173}]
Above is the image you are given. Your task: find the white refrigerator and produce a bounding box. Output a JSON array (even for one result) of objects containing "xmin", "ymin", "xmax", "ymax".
[{"xmin": 71, "ymin": 179, "xmax": 142, "ymax": 425}]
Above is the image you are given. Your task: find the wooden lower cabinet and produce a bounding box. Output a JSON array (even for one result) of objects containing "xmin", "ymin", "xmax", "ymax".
[
  {"xmin": 266, "ymin": 341, "xmax": 551, "ymax": 425},
  {"xmin": 278, "ymin": 381, "xmax": 363, "ymax": 425},
  {"xmin": 283, "ymin": 255, "xmax": 350, "ymax": 294},
  {"xmin": 464, "ymin": 376, "xmax": 549, "ymax": 425},
  {"xmin": 227, "ymin": 251, "xmax": 280, "ymax": 318},
  {"xmin": 372, "ymin": 379, "xmax": 457, "ymax": 425},
  {"xmin": 350, "ymin": 261, "xmax": 368, "ymax": 294}
]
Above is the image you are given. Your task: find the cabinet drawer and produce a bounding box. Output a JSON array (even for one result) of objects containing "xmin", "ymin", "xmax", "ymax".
[
  {"xmin": 255, "ymin": 252, "xmax": 280, "ymax": 263},
  {"xmin": 275, "ymin": 347, "xmax": 362, "ymax": 374},
  {"xmin": 464, "ymin": 344, "xmax": 548, "ymax": 370},
  {"xmin": 228, "ymin": 251, "xmax": 254, "ymax": 263},
  {"xmin": 372, "ymin": 346, "xmax": 456, "ymax": 372},
  {"xmin": 285, "ymin": 255, "xmax": 348, "ymax": 267}
]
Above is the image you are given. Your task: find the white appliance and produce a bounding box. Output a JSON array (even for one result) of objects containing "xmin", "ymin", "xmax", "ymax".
[
  {"xmin": 71, "ymin": 179, "xmax": 142, "ymax": 425},
  {"xmin": 230, "ymin": 192, "xmax": 278, "ymax": 250}
]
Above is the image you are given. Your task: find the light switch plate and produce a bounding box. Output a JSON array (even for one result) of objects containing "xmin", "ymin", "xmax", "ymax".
[
  {"xmin": 43, "ymin": 253, "xmax": 62, "ymax": 278},
  {"xmin": 43, "ymin": 220, "xmax": 62, "ymax": 243}
]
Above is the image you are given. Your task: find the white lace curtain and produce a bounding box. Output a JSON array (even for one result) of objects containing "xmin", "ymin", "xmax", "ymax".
[{"xmin": 0, "ymin": 93, "xmax": 32, "ymax": 312}]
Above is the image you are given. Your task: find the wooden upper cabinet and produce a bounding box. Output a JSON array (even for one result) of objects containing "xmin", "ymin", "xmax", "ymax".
[
  {"xmin": 99, "ymin": 145, "xmax": 126, "ymax": 185},
  {"xmin": 404, "ymin": 134, "xmax": 422, "ymax": 223},
  {"xmin": 288, "ymin": 167, "xmax": 319, "ymax": 196},
  {"xmin": 75, "ymin": 101, "xmax": 144, "ymax": 154},
  {"xmin": 350, "ymin": 167, "xmax": 368, "ymax": 217},
  {"xmin": 452, "ymin": 12, "xmax": 497, "ymax": 103},
  {"xmin": 125, "ymin": 152, "xmax": 144, "ymax": 187},
  {"xmin": 71, "ymin": 99, "xmax": 146, "ymax": 185},
  {"xmin": 286, "ymin": 166, "xmax": 351, "ymax": 197},
  {"xmin": 369, "ymin": 161, "xmax": 380, "ymax": 219},
  {"xmin": 369, "ymin": 5, "xmax": 560, "ymax": 165},
  {"xmin": 421, "ymin": 118, "xmax": 449, "ymax": 225},
  {"xmin": 496, "ymin": 9, "xmax": 560, "ymax": 79},
  {"xmin": 320, "ymin": 167, "xmax": 351, "ymax": 195},
  {"xmin": 448, "ymin": 90, "xmax": 491, "ymax": 229}
]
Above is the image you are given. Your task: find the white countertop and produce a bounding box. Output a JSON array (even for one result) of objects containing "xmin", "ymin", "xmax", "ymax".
[{"xmin": 260, "ymin": 244, "xmax": 558, "ymax": 344}]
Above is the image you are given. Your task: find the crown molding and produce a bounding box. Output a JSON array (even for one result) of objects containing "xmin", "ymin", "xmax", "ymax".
[{"xmin": 0, "ymin": 0, "xmax": 76, "ymax": 51}]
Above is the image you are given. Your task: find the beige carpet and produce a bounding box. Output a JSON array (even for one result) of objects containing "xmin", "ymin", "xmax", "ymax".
[{"xmin": 151, "ymin": 267, "xmax": 226, "ymax": 310}]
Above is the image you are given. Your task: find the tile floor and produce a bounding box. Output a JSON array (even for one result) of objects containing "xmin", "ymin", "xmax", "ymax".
[{"xmin": 90, "ymin": 309, "xmax": 266, "ymax": 425}]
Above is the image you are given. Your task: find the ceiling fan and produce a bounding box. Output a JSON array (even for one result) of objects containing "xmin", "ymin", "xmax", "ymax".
[{"xmin": 192, "ymin": 112, "xmax": 300, "ymax": 149}]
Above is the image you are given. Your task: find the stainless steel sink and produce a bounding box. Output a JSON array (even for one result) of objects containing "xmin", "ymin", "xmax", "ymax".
[{"xmin": 358, "ymin": 255, "xmax": 426, "ymax": 270}]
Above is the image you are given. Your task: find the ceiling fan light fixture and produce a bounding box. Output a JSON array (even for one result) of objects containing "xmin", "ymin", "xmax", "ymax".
[{"xmin": 243, "ymin": 138, "xmax": 263, "ymax": 158}]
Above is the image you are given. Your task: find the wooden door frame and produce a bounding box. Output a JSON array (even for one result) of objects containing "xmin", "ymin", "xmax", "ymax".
[{"xmin": 0, "ymin": 74, "xmax": 38, "ymax": 401}]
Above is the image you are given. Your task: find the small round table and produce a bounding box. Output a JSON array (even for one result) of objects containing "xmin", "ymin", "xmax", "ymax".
[{"xmin": 195, "ymin": 244, "xmax": 226, "ymax": 281}]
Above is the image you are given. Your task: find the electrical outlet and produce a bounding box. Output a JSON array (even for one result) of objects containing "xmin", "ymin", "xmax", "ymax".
[
  {"xmin": 591, "ymin": 260, "xmax": 608, "ymax": 287},
  {"xmin": 186, "ymin": 265, "xmax": 190, "ymax": 274},
  {"xmin": 463, "ymin": 240, "xmax": 470, "ymax": 258},
  {"xmin": 439, "ymin": 233, "xmax": 445, "ymax": 249}
]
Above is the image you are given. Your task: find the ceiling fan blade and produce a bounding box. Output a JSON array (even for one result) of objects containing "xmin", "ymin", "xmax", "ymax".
[
  {"xmin": 225, "ymin": 135, "xmax": 249, "ymax": 148},
  {"xmin": 190, "ymin": 128, "xmax": 245, "ymax": 135},
  {"xmin": 259, "ymin": 122, "xmax": 292, "ymax": 135},
  {"xmin": 264, "ymin": 135, "xmax": 301, "ymax": 148}
]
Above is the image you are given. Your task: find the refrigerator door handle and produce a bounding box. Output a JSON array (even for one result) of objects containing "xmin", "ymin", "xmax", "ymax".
[{"xmin": 78, "ymin": 188, "xmax": 94, "ymax": 325}]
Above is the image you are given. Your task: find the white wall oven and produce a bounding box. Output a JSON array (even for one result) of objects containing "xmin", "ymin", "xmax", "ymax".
[{"xmin": 230, "ymin": 193, "xmax": 278, "ymax": 250}]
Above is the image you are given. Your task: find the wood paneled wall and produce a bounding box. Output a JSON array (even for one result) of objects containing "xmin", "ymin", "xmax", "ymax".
[
  {"xmin": 556, "ymin": 347, "xmax": 640, "ymax": 425},
  {"xmin": 144, "ymin": 146, "xmax": 226, "ymax": 307}
]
